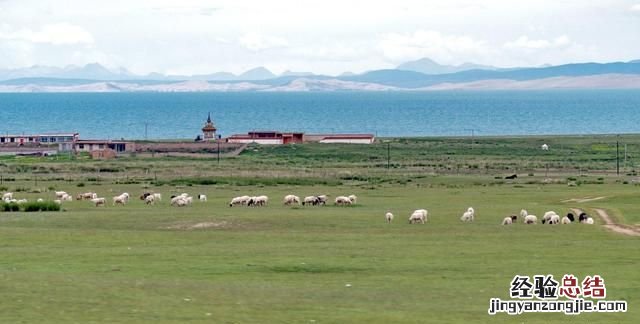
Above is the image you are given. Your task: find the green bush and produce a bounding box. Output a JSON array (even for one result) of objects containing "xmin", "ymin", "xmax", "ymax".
[
  {"xmin": 77, "ymin": 182, "xmax": 85, "ymax": 187},
  {"xmin": 1, "ymin": 202, "xmax": 20, "ymax": 212},
  {"xmin": 21, "ymin": 201, "xmax": 61, "ymax": 212}
]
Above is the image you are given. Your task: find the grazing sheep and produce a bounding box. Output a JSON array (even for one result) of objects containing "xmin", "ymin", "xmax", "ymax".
[
  {"xmin": 302, "ymin": 196, "xmax": 319, "ymax": 206},
  {"xmin": 541, "ymin": 144, "xmax": 549, "ymax": 150},
  {"xmin": 542, "ymin": 211, "xmax": 558, "ymax": 224},
  {"xmin": 36, "ymin": 198, "xmax": 44, "ymax": 202},
  {"xmin": 461, "ymin": 207, "xmax": 475, "ymax": 222},
  {"xmin": 2, "ymin": 192, "xmax": 13, "ymax": 200},
  {"xmin": 316, "ymin": 195, "xmax": 328, "ymax": 205},
  {"xmin": 348, "ymin": 195, "xmax": 357, "ymax": 205},
  {"xmin": 254, "ymin": 195, "xmax": 268, "ymax": 206},
  {"xmin": 561, "ymin": 216, "xmax": 572, "ymax": 224},
  {"xmin": 548, "ymin": 214, "xmax": 560, "ymax": 225},
  {"xmin": 53, "ymin": 199, "xmax": 62, "ymax": 205},
  {"xmin": 584, "ymin": 217, "xmax": 594, "ymax": 225},
  {"xmin": 198, "ymin": 194, "xmax": 207, "ymax": 202},
  {"xmin": 409, "ymin": 209, "xmax": 428, "ymax": 224},
  {"xmin": 170, "ymin": 196, "xmax": 189, "ymax": 206},
  {"xmin": 112, "ymin": 194, "xmax": 128, "ymax": 206},
  {"xmin": 16, "ymin": 199, "xmax": 28, "ymax": 204},
  {"xmin": 578, "ymin": 213, "xmax": 589, "ymax": 223},
  {"xmin": 566, "ymin": 213, "xmax": 575, "ymax": 222},
  {"xmin": 283, "ymin": 194, "xmax": 300, "ymax": 206},
  {"xmin": 91, "ymin": 197, "xmax": 106, "ymax": 207},
  {"xmin": 152, "ymin": 193, "xmax": 162, "ymax": 201},
  {"xmin": 55, "ymin": 191, "xmax": 67, "ymax": 199},
  {"xmin": 520, "ymin": 209, "xmax": 528, "ymax": 219},
  {"xmin": 385, "ymin": 211, "xmax": 394, "ymax": 223},
  {"xmin": 144, "ymin": 195, "xmax": 155, "ymax": 205},
  {"xmin": 334, "ymin": 196, "xmax": 352, "ymax": 206},
  {"xmin": 229, "ymin": 196, "xmax": 245, "ymax": 207},
  {"xmin": 502, "ymin": 217, "xmax": 513, "ymax": 225},
  {"xmin": 140, "ymin": 192, "xmax": 152, "ymax": 200},
  {"xmin": 61, "ymin": 194, "xmax": 73, "ymax": 202},
  {"xmin": 524, "ymin": 215, "xmax": 538, "ymax": 224}
]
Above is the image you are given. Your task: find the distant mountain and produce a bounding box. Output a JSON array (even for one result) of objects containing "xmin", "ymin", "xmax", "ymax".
[
  {"xmin": 629, "ymin": 59, "xmax": 640, "ymax": 64},
  {"xmin": 281, "ymin": 70, "xmax": 315, "ymax": 77},
  {"xmin": 396, "ymin": 57, "xmax": 499, "ymax": 75},
  {"xmin": 238, "ymin": 67, "xmax": 276, "ymax": 80},
  {"xmin": 343, "ymin": 61, "xmax": 640, "ymax": 88}
]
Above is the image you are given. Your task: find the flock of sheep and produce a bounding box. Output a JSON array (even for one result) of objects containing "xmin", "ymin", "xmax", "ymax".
[{"xmin": 3, "ymin": 190, "xmax": 597, "ymax": 226}]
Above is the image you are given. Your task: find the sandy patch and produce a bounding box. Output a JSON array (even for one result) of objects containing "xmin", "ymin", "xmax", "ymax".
[
  {"xmin": 165, "ymin": 221, "xmax": 230, "ymax": 230},
  {"xmin": 561, "ymin": 196, "xmax": 606, "ymax": 203}
]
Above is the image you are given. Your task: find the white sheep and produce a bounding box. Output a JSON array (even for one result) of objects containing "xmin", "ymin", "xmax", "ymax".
[
  {"xmin": 460, "ymin": 207, "xmax": 475, "ymax": 222},
  {"xmin": 348, "ymin": 195, "xmax": 357, "ymax": 204},
  {"xmin": 542, "ymin": 211, "xmax": 558, "ymax": 224},
  {"xmin": 385, "ymin": 211, "xmax": 394, "ymax": 223},
  {"xmin": 198, "ymin": 194, "xmax": 207, "ymax": 202},
  {"xmin": 283, "ymin": 194, "xmax": 300, "ymax": 206},
  {"xmin": 53, "ymin": 199, "xmax": 62, "ymax": 205},
  {"xmin": 16, "ymin": 199, "xmax": 28, "ymax": 204},
  {"xmin": 561, "ymin": 216, "xmax": 572, "ymax": 224},
  {"xmin": 36, "ymin": 198, "xmax": 44, "ymax": 202},
  {"xmin": 113, "ymin": 194, "xmax": 128, "ymax": 206},
  {"xmin": 152, "ymin": 193, "xmax": 162, "ymax": 201},
  {"xmin": 316, "ymin": 195, "xmax": 328, "ymax": 205},
  {"xmin": 91, "ymin": 197, "xmax": 106, "ymax": 207},
  {"xmin": 229, "ymin": 196, "xmax": 245, "ymax": 207},
  {"xmin": 583, "ymin": 217, "xmax": 594, "ymax": 225},
  {"xmin": 334, "ymin": 196, "xmax": 352, "ymax": 206},
  {"xmin": 548, "ymin": 214, "xmax": 560, "ymax": 225},
  {"xmin": 54, "ymin": 191, "xmax": 67, "ymax": 199},
  {"xmin": 302, "ymin": 196, "xmax": 319, "ymax": 206},
  {"xmin": 61, "ymin": 194, "xmax": 73, "ymax": 202},
  {"xmin": 541, "ymin": 144, "xmax": 549, "ymax": 151},
  {"xmin": 502, "ymin": 217, "xmax": 513, "ymax": 225},
  {"xmin": 520, "ymin": 209, "xmax": 528, "ymax": 219},
  {"xmin": 144, "ymin": 195, "xmax": 155, "ymax": 205},
  {"xmin": 2, "ymin": 192, "xmax": 13, "ymax": 200},
  {"xmin": 252, "ymin": 195, "xmax": 268, "ymax": 207},
  {"xmin": 409, "ymin": 209, "xmax": 428, "ymax": 224},
  {"xmin": 524, "ymin": 215, "xmax": 538, "ymax": 224}
]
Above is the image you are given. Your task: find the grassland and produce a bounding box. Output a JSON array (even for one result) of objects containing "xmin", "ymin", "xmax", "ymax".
[{"xmin": 0, "ymin": 135, "xmax": 639, "ymax": 323}]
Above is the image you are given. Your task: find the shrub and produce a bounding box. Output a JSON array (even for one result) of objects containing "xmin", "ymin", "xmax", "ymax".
[
  {"xmin": 22, "ymin": 201, "xmax": 61, "ymax": 212},
  {"xmin": 1, "ymin": 202, "xmax": 20, "ymax": 212},
  {"xmin": 77, "ymin": 182, "xmax": 85, "ymax": 187}
]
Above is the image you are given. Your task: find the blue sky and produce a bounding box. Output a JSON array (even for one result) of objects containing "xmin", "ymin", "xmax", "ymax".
[{"xmin": 0, "ymin": 0, "xmax": 639, "ymax": 75}]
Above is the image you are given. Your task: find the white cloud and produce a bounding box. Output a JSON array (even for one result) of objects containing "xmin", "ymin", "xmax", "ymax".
[
  {"xmin": 504, "ymin": 35, "xmax": 571, "ymax": 50},
  {"xmin": 0, "ymin": 23, "xmax": 94, "ymax": 45},
  {"xmin": 238, "ymin": 32, "xmax": 288, "ymax": 51},
  {"xmin": 378, "ymin": 30, "xmax": 490, "ymax": 63},
  {"xmin": 631, "ymin": 4, "xmax": 640, "ymax": 11}
]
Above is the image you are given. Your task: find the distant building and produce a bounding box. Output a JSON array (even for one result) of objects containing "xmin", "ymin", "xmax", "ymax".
[
  {"xmin": 226, "ymin": 131, "xmax": 375, "ymax": 145},
  {"xmin": 226, "ymin": 131, "xmax": 304, "ymax": 145},
  {"xmin": 0, "ymin": 133, "xmax": 78, "ymax": 151},
  {"xmin": 202, "ymin": 113, "xmax": 217, "ymax": 140},
  {"xmin": 75, "ymin": 140, "xmax": 135, "ymax": 153}
]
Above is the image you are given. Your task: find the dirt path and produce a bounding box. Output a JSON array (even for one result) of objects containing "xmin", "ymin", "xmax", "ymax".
[
  {"xmin": 572, "ymin": 208, "xmax": 640, "ymax": 237},
  {"xmin": 561, "ymin": 196, "xmax": 606, "ymax": 203}
]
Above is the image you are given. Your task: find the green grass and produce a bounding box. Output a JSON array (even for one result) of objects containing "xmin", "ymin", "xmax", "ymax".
[
  {"xmin": 0, "ymin": 179, "xmax": 638, "ymax": 323},
  {"xmin": 1, "ymin": 135, "xmax": 639, "ymax": 322}
]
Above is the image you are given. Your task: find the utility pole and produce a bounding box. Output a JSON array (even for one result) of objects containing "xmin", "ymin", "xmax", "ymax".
[
  {"xmin": 387, "ymin": 141, "xmax": 390, "ymax": 169},
  {"xmin": 217, "ymin": 140, "xmax": 221, "ymax": 165},
  {"xmin": 465, "ymin": 129, "xmax": 477, "ymax": 148},
  {"xmin": 144, "ymin": 122, "xmax": 148, "ymax": 140},
  {"xmin": 616, "ymin": 138, "xmax": 620, "ymax": 176}
]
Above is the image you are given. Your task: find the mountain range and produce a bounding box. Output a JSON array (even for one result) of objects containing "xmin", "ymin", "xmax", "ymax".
[{"xmin": 1, "ymin": 59, "xmax": 640, "ymax": 92}]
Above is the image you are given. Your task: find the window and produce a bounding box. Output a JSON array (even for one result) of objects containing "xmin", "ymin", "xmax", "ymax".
[
  {"xmin": 98, "ymin": 144, "xmax": 104, "ymax": 149},
  {"xmin": 78, "ymin": 144, "xmax": 84, "ymax": 149},
  {"xmin": 41, "ymin": 137, "xmax": 48, "ymax": 142},
  {"xmin": 50, "ymin": 137, "xmax": 56, "ymax": 142}
]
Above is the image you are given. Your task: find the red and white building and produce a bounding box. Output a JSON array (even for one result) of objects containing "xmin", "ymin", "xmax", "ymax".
[{"xmin": 226, "ymin": 131, "xmax": 375, "ymax": 145}]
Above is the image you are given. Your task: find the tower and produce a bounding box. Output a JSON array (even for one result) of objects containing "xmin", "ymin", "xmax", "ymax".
[{"xmin": 202, "ymin": 112, "xmax": 217, "ymax": 140}]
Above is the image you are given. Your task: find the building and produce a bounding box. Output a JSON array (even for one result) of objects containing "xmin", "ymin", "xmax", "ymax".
[
  {"xmin": 226, "ymin": 131, "xmax": 305, "ymax": 145},
  {"xmin": 202, "ymin": 113, "xmax": 217, "ymax": 140},
  {"xmin": 0, "ymin": 133, "xmax": 78, "ymax": 151},
  {"xmin": 315, "ymin": 134, "xmax": 376, "ymax": 144},
  {"xmin": 75, "ymin": 140, "xmax": 135, "ymax": 153}
]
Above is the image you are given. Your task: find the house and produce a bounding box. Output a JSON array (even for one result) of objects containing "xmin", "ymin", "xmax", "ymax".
[
  {"xmin": 75, "ymin": 140, "xmax": 135, "ymax": 153},
  {"xmin": 226, "ymin": 131, "xmax": 304, "ymax": 145},
  {"xmin": 0, "ymin": 132, "xmax": 79, "ymax": 151}
]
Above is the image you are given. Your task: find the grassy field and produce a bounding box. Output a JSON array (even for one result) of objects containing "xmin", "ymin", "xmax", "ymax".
[{"xmin": 1, "ymin": 136, "xmax": 639, "ymax": 323}]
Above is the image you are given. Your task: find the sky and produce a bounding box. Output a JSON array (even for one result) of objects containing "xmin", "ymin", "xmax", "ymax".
[{"xmin": 0, "ymin": 0, "xmax": 639, "ymax": 76}]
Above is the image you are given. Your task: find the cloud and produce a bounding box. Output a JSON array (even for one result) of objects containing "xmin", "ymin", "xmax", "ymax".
[
  {"xmin": 378, "ymin": 30, "xmax": 490, "ymax": 63},
  {"xmin": 631, "ymin": 4, "xmax": 640, "ymax": 11},
  {"xmin": 0, "ymin": 23, "xmax": 94, "ymax": 45},
  {"xmin": 238, "ymin": 32, "xmax": 288, "ymax": 51},
  {"xmin": 504, "ymin": 35, "xmax": 570, "ymax": 50}
]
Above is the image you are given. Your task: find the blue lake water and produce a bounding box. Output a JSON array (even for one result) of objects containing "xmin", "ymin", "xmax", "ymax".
[{"xmin": 0, "ymin": 91, "xmax": 639, "ymax": 139}]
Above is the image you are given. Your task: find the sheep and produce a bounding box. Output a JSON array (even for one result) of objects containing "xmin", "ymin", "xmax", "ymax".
[
  {"xmin": 561, "ymin": 216, "xmax": 572, "ymax": 224},
  {"xmin": 254, "ymin": 195, "xmax": 268, "ymax": 206},
  {"xmin": 91, "ymin": 197, "xmax": 106, "ymax": 207},
  {"xmin": 566, "ymin": 213, "xmax": 575, "ymax": 222},
  {"xmin": 502, "ymin": 217, "xmax": 513, "ymax": 225},
  {"xmin": 520, "ymin": 209, "xmax": 528, "ymax": 219},
  {"xmin": 334, "ymin": 196, "xmax": 352, "ymax": 206},
  {"xmin": 302, "ymin": 196, "xmax": 319, "ymax": 206},
  {"xmin": 348, "ymin": 195, "xmax": 357, "ymax": 205},
  {"xmin": 198, "ymin": 194, "xmax": 207, "ymax": 202},
  {"xmin": 171, "ymin": 196, "xmax": 188, "ymax": 207},
  {"xmin": 409, "ymin": 209, "xmax": 428, "ymax": 224},
  {"xmin": 53, "ymin": 199, "xmax": 62, "ymax": 205},
  {"xmin": 2, "ymin": 192, "xmax": 13, "ymax": 200},
  {"xmin": 144, "ymin": 195, "xmax": 155, "ymax": 205},
  {"xmin": 542, "ymin": 211, "xmax": 558, "ymax": 224},
  {"xmin": 578, "ymin": 213, "xmax": 589, "ymax": 223},
  {"xmin": 54, "ymin": 191, "xmax": 67, "ymax": 199},
  {"xmin": 524, "ymin": 215, "xmax": 538, "ymax": 224},
  {"xmin": 283, "ymin": 194, "xmax": 300, "ymax": 206},
  {"xmin": 548, "ymin": 214, "xmax": 560, "ymax": 225},
  {"xmin": 140, "ymin": 192, "xmax": 152, "ymax": 200},
  {"xmin": 460, "ymin": 207, "xmax": 475, "ymax": 222},
  {"xmin": 584, "ymin": 217, "xmax": 594, "ymax": 225},
  {"xmin": 36, "ymin": 198, "xmax": 44, "ymax": 202},
  {"xmin": 541, "ymin": 144, "xmax": 549, "ymax": 150},
  {"xmin": 61, "ymin": 194, "xmax": 73, "ymax": 202},
  {"xmin": 152, "ymin": 193, "xmax": 162, "ymax": 201},
  {"xmin": 316, "ymin": 195, "xmax": 328, "ymax": 205},
  {"xmin": 385, "ymin": 211, "xmax": 394, "ymax": 223},
  {"xmin": 16, "ymin": 199, "xmax": 28, "ymax": 204},
  {"xmin": 112, "ymin": 194, "xmax": 128, "ymax": 206},
  {"xmin": 229, "ymin": 196, "xmax": 245, "ymax": 207}
]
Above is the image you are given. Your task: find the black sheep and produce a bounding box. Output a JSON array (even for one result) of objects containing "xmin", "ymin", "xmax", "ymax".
[{"xmin": 566, "ymin": 213, "xmax": 575, "ymax": 222}]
